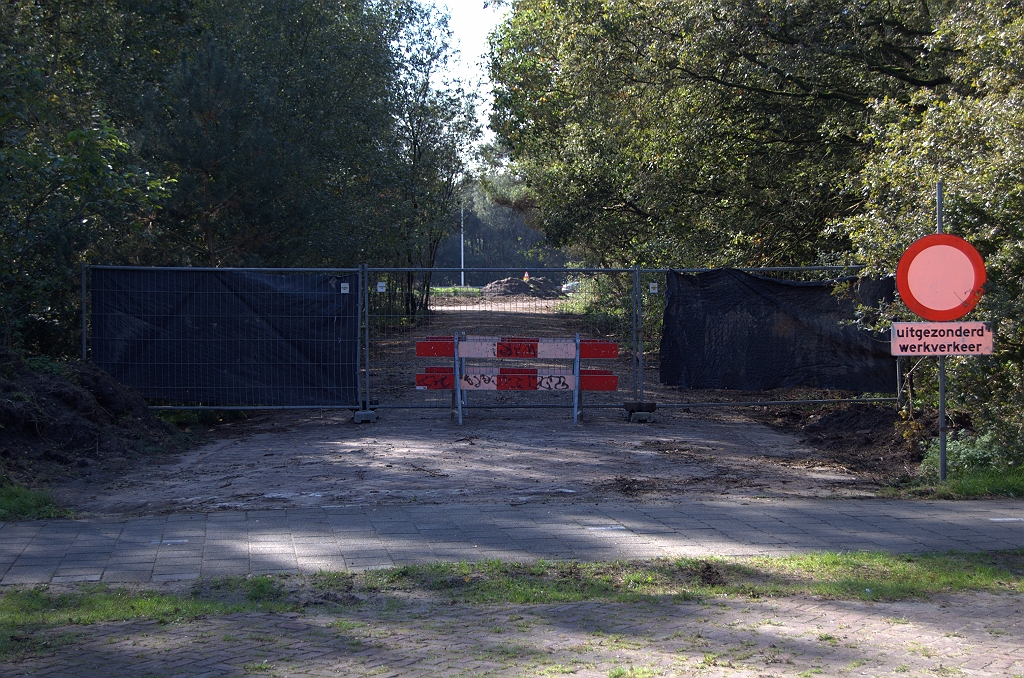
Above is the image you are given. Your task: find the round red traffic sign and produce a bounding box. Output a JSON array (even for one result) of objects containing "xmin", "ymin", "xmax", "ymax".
[{"xmin": 896, "ymin": 234, "xmax": 985, "ymax": 321}]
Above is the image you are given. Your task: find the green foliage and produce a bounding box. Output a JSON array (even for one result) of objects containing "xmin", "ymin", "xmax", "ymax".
[
  {"xmin": 0, "ymin": 1, "xmax": 167, "ymax": 353},
  {"xmin": 920, "ymin": 433, "xmax": 1014, "ymax": 476},
  {"xmin": 488, "ymin": 0, "xmax": 949, "ymax": 267},
  {"xmin": 554, "ymin": 276, "xmax": 631, "ymax": 336},
  {"xmin": 895, "ymin": 465, "xmax": 1024, "ymax": 498},
  {"xmin": 24, "ymin": 355, "xmax": 73, "ymax": 379},
  {"xmin": 839, "ymin": 0, "xmax": 1024, "ymax": 466},
  {"xmin": 1, "ymin": 0, "xmax": 478, "ymax": 358},
  {"xmin": 938, "ymin": 469, "xmax": 1024, "ymax": 498},
  {"xmin": 0, "ymin": 483, "xmax": 69, "ymax": 520},
  {"xmin": 434, "ymin": 182, "xmax": 566, "ymax": 286},
  {"xmin": 145, "ymin": 35, "xmax": 292, "ymax": 266}
]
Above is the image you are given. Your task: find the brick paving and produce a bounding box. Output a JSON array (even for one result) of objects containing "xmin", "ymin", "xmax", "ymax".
[
  {"xmin": 1, "ymin": 589, "xmax": 1021, "ymax": 677},
  {"xmin": 2, "ymin": 499, "xmax": 1022, "ymax": 585},
  {"xmin": 6, "ymin": 401, "xmax": 1024, "ymax": 678}
]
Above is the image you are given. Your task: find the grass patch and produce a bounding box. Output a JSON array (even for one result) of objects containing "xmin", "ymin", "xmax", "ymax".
[
  {"xmin": 608, "ymin": 666, "xmax": 660, "ymax": 678},
  {"xmin": 0, "ymin": 483, "xmax": 69, "ymax": 520},
  {"xmin": 885, "ymin": 467, "xmax": 1024, "ymax": 499},
  {"xmin": 0, "ymin": 584, "xmax": 250, "ymax": 660},
  {"xmin": 431, "ymin": 285, "xmax": 481, "ymax": 297},
  {"xmin": 0, "ymin": 575, "xmax": 306, "ymax": 661},
  {"xmin": 243, "ymin": 660, "xmax": 276, "ymax": 674},
  {"xmin": 1, "ymin": 550, "xmax": 1021, "ymax": 661},
  {"xmin": 349, "ymin": 551, "xmax": 1024, "ymax": 604},
  {"xmin": 756, "ymin": 551, "xmax": 1024, "ymax": 600},
  {"xmin": 936, "ymin": 467, "xmax": 1024, "ymax": 498}
]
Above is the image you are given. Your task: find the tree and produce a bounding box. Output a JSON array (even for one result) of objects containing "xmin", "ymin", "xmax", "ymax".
[
  {"xmin": 488, "ymin": 0, "xmax": 954, "ymax": 267},
  {"xmin": 434, "ymin": 180, "xmax": 566, "ymax": 285},
  {"xmin": 195, "ymin": 0, "xmax": 405, "ymax": 266},
  {"xmin": 1, "ymin": 0, "xmax": 485, "ymax": 355},
  {"xmin": 384, "ymin": 4, "xmax": 479, "ymax": 313},
  {"xmin": 144, "ymin": 36, "xmax": 291, "ymax": 266},
  {"xmin": 0, "ymin": 1, "xmax": 166, "ymax": 353},
  {"xmin": 839, "ymin": 0, "xmax": 1024, "ymax": 466}
]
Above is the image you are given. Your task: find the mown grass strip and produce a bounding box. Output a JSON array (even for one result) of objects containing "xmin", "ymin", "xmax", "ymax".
[
  {"xmin": 346, "ymin": 550, "xmax": 1024, "ymax": 604},
  {"xmin": 883, "ymin": 468, "xmax": 1024, "ymax": 499},
  {"xmin": 1, "ymin": 551, "xmax": 1020, "ymax": 661},
  {"xmin": 0, "ymin": 576, "xmax": 295, "ymax": 661}
]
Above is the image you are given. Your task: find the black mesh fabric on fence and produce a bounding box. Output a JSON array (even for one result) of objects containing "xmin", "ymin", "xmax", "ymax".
[
  {"xmin": 91, "ymin": 268, "xmax": 360, "ymax": 406},
  {"xmin": 659, "ymin": 269, "xmax": 896, "ymax": 392}
]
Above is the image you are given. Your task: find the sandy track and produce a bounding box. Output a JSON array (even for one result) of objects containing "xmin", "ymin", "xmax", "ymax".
[{"xmin": 53, "ymin": 406, "xmax": 877, "ymax": 517}]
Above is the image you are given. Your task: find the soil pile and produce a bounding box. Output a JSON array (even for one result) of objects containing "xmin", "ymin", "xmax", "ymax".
[
  {"xmin": 0, "ymin": 348, "xmax": 174, "ymax": 487},
  {"xmin": 481, "ymin": 276, "xmax": 562, "ymax": 298},
  {"xmin": 750, "ymin": 401, "xmax": 936, "ymax": 479}
]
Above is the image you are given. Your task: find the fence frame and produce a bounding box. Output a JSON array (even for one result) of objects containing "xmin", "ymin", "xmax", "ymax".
[
  {"xmin": 84, "ymin": 265, "xmax": 363, "ymax": 411},
  {"xmin": 82, "ymin": 264, "xmax": 901, "ymax": 412}
]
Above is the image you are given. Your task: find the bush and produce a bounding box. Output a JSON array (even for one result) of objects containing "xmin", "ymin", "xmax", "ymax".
[{"xmin": 920, "ymin": 432, "xmax": 1017, "ymax": 476}]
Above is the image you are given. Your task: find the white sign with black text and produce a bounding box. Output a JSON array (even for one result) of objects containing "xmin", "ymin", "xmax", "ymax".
[{"xmin": 891, "ymin": 321, "xmax": 993, "ymax": 356}]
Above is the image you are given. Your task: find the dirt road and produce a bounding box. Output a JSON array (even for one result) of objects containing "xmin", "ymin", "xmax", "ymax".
[{"xmin": 52, "ymin": 406, "xmax": 885, "ymax": 517}]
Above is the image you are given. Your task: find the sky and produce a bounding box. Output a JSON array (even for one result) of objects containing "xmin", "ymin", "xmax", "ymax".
[{"xmin": 439, "ymin": 0, "xmax": 509, "ymax": 139}]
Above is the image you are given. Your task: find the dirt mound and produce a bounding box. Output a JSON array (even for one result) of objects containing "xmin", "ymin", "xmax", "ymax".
[
  {"xmin": 750, "ymin": 401, "xmax": 935, "ymax": 479},
  {"xmin": 481, "ymin": 276, "xmax": 562, "ymax": 298},
  {"xmin": 0, "ymin": 348, "xmax": 175, "ymax": 487}
]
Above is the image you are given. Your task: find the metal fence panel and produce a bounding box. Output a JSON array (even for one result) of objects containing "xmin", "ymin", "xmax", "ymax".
[
  {"xmin": 89, "ymin": 267, "xmax": 360, "ymax": 408},
  {"xmin": 642, "ymin": 267, "xmax": 899, "ymax": 409},
  {"xmin": 365, "ymin": 268, "xmax": 638, "ymax": 412},
  {"xmin": 83, "ymin": 264, "xmax": 897, "ymax": 412}
]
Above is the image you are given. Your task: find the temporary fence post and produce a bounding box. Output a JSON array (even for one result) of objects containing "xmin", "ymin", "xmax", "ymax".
[
  {"xmin": 357, "ymin": 264, "xmax": 365, "ymax": 411},
  {"xmin": 631, "ymin": 267, "xmax": 639, "ymax": 401},
  {"xmin": 573, "ymin": 333, "xmax": 581, "ymax": 424},
  {"xmin": 353, "ymin": 264, "xmax": 377, "ymax": 423},
  {"xmin": 364, "ymin": 265, "xmax": 371, "ymax": 409},
  {"xmin": 80, "ymin": 262, "xmax": 88, "ymax": 361},
  {"xmin": 454, "ymin": 333, "xmax": 463, "ymax": 425},
  {"xmin": 633, "ymin": 266, "xmax": 644, "ymax": 402}
]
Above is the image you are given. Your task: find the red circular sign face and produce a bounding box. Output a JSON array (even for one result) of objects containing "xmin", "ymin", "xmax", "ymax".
[{"xmin": 896, "ymin": 234, "xmax": 985, "ymax": 321}]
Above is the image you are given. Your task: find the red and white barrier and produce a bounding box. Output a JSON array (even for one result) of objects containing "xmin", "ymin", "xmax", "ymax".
[
  {"xmin": 415, "ymin": 334, "xmax": 618, "ymax": 424},
  {"xmin": 415, "ymin": 367, "xmax": 618, "ymax": 391},
  {"xmin": 416, "ymin": 336, "xmax": 618, "ymax": 359}
]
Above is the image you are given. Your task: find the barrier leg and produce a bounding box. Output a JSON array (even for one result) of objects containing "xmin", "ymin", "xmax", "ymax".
[
  {"xmin": 573, "ymin": 333, "xmax": 580, "ymax": 424},
  {"xmin": 454, "ymin": 333, "xmax": 463, "ymax": 425}
]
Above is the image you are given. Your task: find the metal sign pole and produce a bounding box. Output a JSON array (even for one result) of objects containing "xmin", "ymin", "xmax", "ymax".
[
  {"xmin": 936, "ymin": 180, "xmax": 947, "ymax": 481},
  {"xmin": 939, "ymin": 355, "xmax": 947, "ymax": 481},
  {"xmin": 895, "ymin": 358, "xmax": 903, "ymax": 410}
]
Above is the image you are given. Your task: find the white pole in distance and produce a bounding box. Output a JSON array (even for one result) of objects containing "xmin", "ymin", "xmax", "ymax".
[
  {"xmin": 937, "ymin": 180, "xmax": 947, "ymax": 482},
  {"xmin": 460, "ymin": 203, "xmax": 465, "ymax": 288}
]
